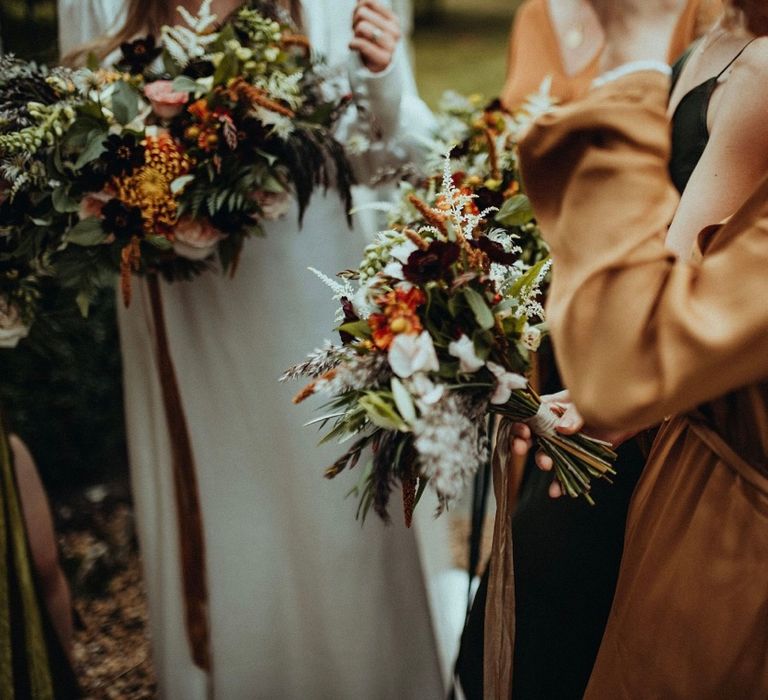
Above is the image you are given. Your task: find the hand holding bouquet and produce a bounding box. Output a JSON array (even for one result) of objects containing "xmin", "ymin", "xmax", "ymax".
[{"xmin": 286, "ymin": 160, "xmax": 616, "ymax": 524}]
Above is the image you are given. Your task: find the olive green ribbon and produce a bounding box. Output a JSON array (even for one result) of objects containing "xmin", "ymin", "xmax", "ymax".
[{"xmin": 0, "ymin": 415, "xmax": 54, "ymax": 699}]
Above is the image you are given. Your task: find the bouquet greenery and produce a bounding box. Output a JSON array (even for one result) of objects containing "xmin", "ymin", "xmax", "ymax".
[{"xmin": 0, "ymin": 0, "xmax": 353, "ymax": 323}]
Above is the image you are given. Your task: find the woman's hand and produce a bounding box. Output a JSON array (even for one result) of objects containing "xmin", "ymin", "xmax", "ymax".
[
  {"xmin": 349, "ymin": 0, "xmax": 402, "ymax": 74},
  {"xmin": 508, "ymin": 390, "xmax": 635, "ymax": 499}
]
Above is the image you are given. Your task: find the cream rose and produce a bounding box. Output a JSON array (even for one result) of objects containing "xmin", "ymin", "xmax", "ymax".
[
  {"xmin": 144, "ymin": 80, "xmax": 188, "ymax": 119},
  {"xmin": 172, "ymin": 218, "xmax": 225, "ymax": 261},
  {"xmin": 0, "ymin": 298, "xmax": 29, "ymax": 349},
  {"xmin": 487, "ymin": 361, "xmax": 528, "ymax": 405},
  {"xmin": 388, "ymin": 331, "xmax": 439, "ymax": 379}
]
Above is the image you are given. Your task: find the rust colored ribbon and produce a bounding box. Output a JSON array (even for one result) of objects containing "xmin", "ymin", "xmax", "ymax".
[
  {"xmin": 483, "ymin": 419, "xmax": 517, "ymax": 699},
  {"xmin": 146, "ymin": 275, "xmax": 211, "ymax": 672}
]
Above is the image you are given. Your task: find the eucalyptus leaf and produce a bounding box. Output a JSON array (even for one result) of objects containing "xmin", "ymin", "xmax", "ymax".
[
  {"xmin": 337, "ymin": 319, "xmax": 371, "ymax": 339},
  {"xmin": 213, "ymin": 52, "xmax": 239, "ymax": 86},
  {"xmin": 110, "ymin": 81, "xmax": 140, "ymax": 125},
  {"xmin": 464, "ymin": 287, "xmax": 495, "ymax": 330},
  {"xmin": 496, "ymin": 194, "xmax": 534, "ymax": 227},
  {"xmin": 171, "ymin": 76, "xmax": 203, "ymax": 94},
  {"xmin": 65, "ymin": 217, "xmax": 106, "ymax": 246},
  {"xmin": 73, "ymin": 130, "xmax": 107, "ymax": 170},
  {"xmin": 52, "ymin": 188, "xmax": 80, "ymax": 214},
  {"xmin": 171, "ymin": 174, "xmax": 195, "ymax": 194},
  {"xmin": 359, "ymin": 393, "xmax": 407, "ymax": 432}
]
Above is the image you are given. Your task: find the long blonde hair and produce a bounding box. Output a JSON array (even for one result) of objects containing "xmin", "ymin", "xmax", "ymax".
[{"xmin": 62, "ymin": 0, "xmax": 304, "ymax": 66}]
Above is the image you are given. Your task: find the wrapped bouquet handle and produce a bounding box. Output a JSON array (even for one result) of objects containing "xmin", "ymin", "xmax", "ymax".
[{"xmin": 493, "ymin": 387, "xmax": 618, "ymax": 505}]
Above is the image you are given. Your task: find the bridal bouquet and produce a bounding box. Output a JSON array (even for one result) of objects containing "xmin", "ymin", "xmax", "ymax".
[
  {"xmin": 285, "ymin": 163, "xmax": 616, "ymax": 523},
  {"xmin": 0, "ymin": 0, "xmax": 353, "ymax": 312}
]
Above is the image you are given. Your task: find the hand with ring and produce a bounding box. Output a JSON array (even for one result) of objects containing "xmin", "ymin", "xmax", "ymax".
[{"xmin": 350, "ymin": 0, "xmax": 402, "ymax": 73}]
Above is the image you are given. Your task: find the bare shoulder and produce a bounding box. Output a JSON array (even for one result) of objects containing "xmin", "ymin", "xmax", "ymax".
[
  {"xmin": 713, "ymin": 39, "xmax": 768, "ymax": 126},
  {"xmin": 737, "ymin": 36, "xmax": 768, "ymax": 76}
]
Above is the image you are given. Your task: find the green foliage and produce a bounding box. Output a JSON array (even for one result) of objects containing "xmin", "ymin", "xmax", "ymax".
[
  {"xmin": 0, "ymin": 16, "xmax": 126, "ymax": 492},
  {"xmin": 0, "ymin": 289, "xmax": 127, "ymax": 491}
]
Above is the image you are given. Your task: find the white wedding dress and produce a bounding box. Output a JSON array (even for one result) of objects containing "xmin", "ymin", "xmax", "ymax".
[{"xmin": 58, "ymin": 2, "xmax": 466, "ymax": 698}]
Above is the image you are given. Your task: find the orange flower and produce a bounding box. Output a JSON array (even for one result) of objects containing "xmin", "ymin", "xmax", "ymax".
[
  {"xmin": 112, "ymin": 134, "xmax": 192, "ymax": 236},
  {"xmin": 185, "ymin": 99, "xmax": 221, "ymax": 151},
  {"xmin": 369, "ymin": 288, "xmax": 426, "ymax": 350}
]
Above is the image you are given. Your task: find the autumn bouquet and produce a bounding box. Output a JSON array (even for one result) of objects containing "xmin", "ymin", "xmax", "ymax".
[
  {"xmin": 0, "ymin": 0, "xmax": 353, "ymax": 316},
  {"xmin": 285, "ymin": 162, "xmax": 616, "ymax": 523}
]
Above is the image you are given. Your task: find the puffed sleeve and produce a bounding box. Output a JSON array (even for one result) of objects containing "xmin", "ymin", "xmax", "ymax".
[
  {"xmin": 343, "ymin": 44, "xmax": 435, "ymax": 181},
  {"xmin": 518, "ymin": 71, "xmax": 768, "ymax": 431},
  {"xmin": 57, "ymin": 0, "xmax": 124, "ymax": 58}
]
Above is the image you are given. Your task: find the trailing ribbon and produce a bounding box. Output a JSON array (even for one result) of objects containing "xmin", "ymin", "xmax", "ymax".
[
  {"xmin": 146, "ymin": 275, "xmax": 211, "ymax": 672},
  {"xmin": 0, "ymin": 415, "xmax": 54, "ymax": 699},
  {"xmin": 483, "ymin": 418, "xmax": 517, "ymax": 700}
]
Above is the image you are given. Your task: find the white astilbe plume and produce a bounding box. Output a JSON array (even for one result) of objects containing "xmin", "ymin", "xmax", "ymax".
[
  {"xmin": 162, "ymin": 1, "xmax": 220, "ymax": 67},
  {"xmin": 256, "ymin": 71, "xmax": 305, "ymax": 110},
  {"xmin": 308, "ymin": 267, "xmax": 355, "ymax": 322},
  {"xmin": 414, "ymin": 391, "xmax": 489, "ymax": 511},
  {"xmin": 308, "ymin": 267, "xmax": 353, "ymax": 300},
  {"xmin": 438, "ymin": 155, "xmax": 496, "ymax": 238},
  {"xmin": 515, "ymin": 258, "xmax": 552, "ymax": 321},
  {"xmin": 509, "ymin": 77, "xmax": 556, "ymax": 138},
  {"xmin": 487, "ymin": 228, "xmax": 524, "ymax": 291},
  {"xmin": 254, "ymin": 107, "xmax": 294, "ymax": 139}
]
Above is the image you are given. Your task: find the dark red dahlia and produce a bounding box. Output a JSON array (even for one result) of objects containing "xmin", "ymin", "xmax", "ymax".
[
  {"xmin": 402, "ymin": 240, "xmax": 460, "ymax": 284},
  {"xmin": 101, "ymin": 199, "xmax": 144, "ymax": 243}
]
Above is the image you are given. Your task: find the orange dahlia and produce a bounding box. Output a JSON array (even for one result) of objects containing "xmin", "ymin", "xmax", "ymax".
[{"xmin": 369, "ymin": 288, "xmax": 426, "ymax": 350}]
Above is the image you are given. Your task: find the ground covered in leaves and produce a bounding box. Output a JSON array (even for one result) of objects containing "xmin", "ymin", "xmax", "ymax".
[
  {"xmin": 58, "ymin": 487, "xmax": 157, "ymax": 699},
  {"xmin": 56, "ymin": 486, "xmax": 488, "ymax": 699}
]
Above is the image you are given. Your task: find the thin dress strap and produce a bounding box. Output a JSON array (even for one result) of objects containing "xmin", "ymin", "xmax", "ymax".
[{"xmin": 716, "ymin": 38, "xmax": 758, "ymax": 81}]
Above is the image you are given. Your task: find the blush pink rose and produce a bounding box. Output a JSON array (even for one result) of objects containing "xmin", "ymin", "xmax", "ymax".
[
  {"xmin": 172, "ymin": 218, "xmax": 225, "ymax": 260},
  {"xmin": 78, "ymin": 190, "xmax": 111, "ymax": 221},
  {"xmin": 144, "ymin": 80, "xmax": 188, "ymax": 119}
]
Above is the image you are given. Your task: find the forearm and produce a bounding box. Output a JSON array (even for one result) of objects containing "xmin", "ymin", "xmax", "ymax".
[{"xmin": 520, "ymin": 72, "xmax": 768, "ymax": 430}]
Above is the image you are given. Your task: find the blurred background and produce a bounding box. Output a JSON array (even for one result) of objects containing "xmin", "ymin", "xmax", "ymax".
[{"xmin": 0, "ymin": 1, "xmax": 519, "ymax": 694}]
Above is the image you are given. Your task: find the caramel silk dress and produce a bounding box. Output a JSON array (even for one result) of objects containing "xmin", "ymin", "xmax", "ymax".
[
  {"xmin": 519, "ymin": 69, "xmax": 768, "ymax": 699},
  {"xmin": 456, "ymin": 2, "xmax": 718, "ymax": 698}
]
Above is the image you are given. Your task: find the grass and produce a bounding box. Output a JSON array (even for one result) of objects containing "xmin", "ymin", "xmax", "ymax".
[
  {"xmin": 412, "ymin": 0, "xmax": 521, "ymax": 107},
  {"xmin": 0, "ymin": 0, "xmax": 521, "ymax": 105}
]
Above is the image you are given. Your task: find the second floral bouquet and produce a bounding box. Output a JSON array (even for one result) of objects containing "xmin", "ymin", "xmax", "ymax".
[{"xmin": 286, "ymin": 159, "xmax": 616, "ymax": 524}]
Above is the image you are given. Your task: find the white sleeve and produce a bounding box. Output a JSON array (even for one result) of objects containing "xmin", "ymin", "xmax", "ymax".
[
  {"xmin": 342, "ymin": 42, "xmax": 435, "ymax": 184},
  {"xmin": 57, "ymin": 0, "xmax": 125, "ymax": 58}
]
